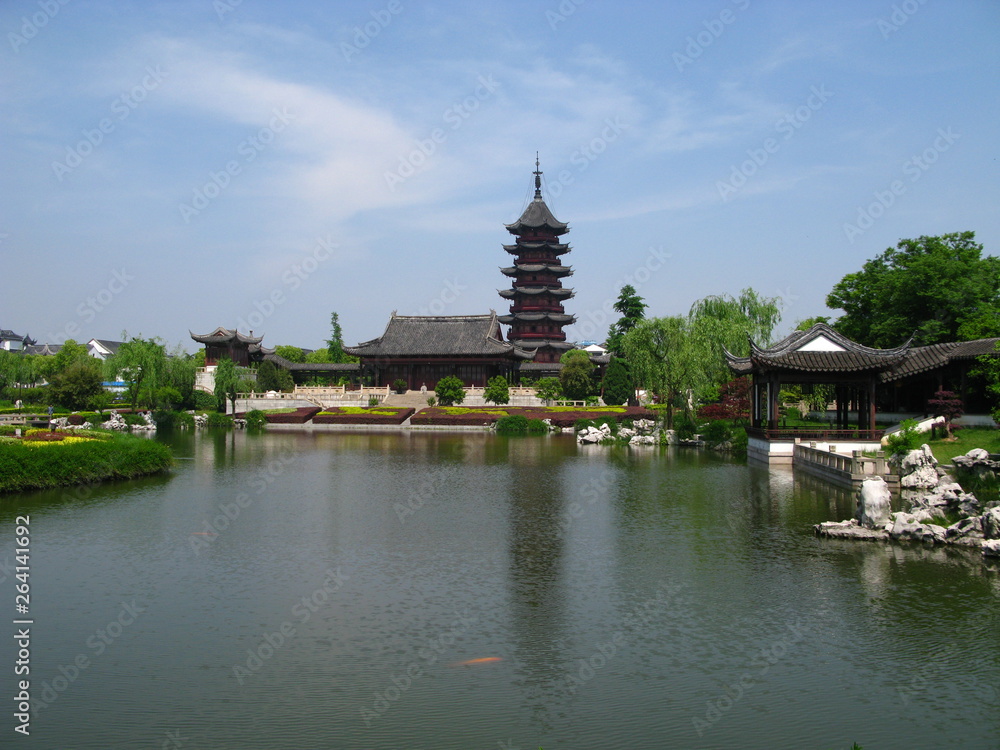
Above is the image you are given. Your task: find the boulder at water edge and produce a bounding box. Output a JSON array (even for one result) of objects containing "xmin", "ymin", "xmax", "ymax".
[{"xmin": 856, "ymin": 477, "xmax": 892, "ymax": 528}]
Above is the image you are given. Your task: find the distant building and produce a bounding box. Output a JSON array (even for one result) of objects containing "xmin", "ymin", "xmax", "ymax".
[
  {"xmin": 190, "ymin": 327, "xmax": 273, "ymax": 368},
  {"xmin": 87, "ymin": 339, "xmax": 123, "ymax": 360},
  {"xmin": 345, "ymin": 312, "xmax": 533, "ymax": 389},
  {"xmin": 0, "ymin": 329, "xmax": 35, "ymax": 352}
]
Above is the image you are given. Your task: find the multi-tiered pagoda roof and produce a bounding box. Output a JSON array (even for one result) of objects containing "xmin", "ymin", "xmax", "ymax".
[{"xmin": 498, "ymin": 159, "xmax": 576, "ymax": 363}]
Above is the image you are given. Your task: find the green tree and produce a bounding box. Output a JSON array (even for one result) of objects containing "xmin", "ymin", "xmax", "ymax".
[
  {"xmin": 48, "ymin": 358, "xmax": 104, "ymax": 409},
  {"xmin": 977, "ymin": 342, "xmax": 1000, "ymax": 423},
  {"xmin": 305, "ymin": 348, "xmax": 333, "ymax": 364},
  {"xmin": 105, "ymin": 335, "xmax": 168, "ymax": 410},
  {"xmin": 325, "ymin": 312, "xmax": 358, "ymax": 363},
  {"xmin": 795, "ymin": 316, "xmax": 830, "ymax": 331},
  {"xmin": 256, "ymin": 360, "xmax": 287, "ymax": 392},
  {"xmin": 559, "ymin": 349, "xmax": 596, "ymax": 400},
  {"xmin": 434, "ymin": 375, "xmax": 466, "ymax": 406},
  {"xmin": 606, "ymin": 284, "xmax": 648, "ymax": 355},
  {"xmin": 213, "ymin": 358, "xmax": 243, "ymax": 414},
  {"xmin": 534, "ymin": 377, "xmax": 562, "ymax": 404},
  {"xmin": 484, "ymin": 375, "xmax": 510, "ymax": 405},
  {"xmin": 601, "ymin": 357, "xmax": 634, "ymax": 406},
  {"xmin": 274, "ymin": 345, "xmax": 306, "ymax": 363},
  {"xmin": 827, "ymin": 232, "xmax": 1000, "ymax": 347},
  {"xmin": 622, "ymin": 316, "xmax": 699, "ymax": 428},
  {"xmin": 36, "ymin": 339, "xmax": 90, "ymax": 381},
  {"xmin": 163, "ymin": 347, "xmax": 196, "ymax": 409},
  {"xmin": 688, "ymin": 288, "xmax": 782, "ymax": 389},
  {"xmin": 193, "ymin": 348, "xmax": 206, "ymax": 367}
]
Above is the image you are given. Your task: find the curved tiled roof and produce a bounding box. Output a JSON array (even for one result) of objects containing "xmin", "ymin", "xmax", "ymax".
[
  {"xmin": 505, "ymin": 196, "xmax": 568, "ymax": 235},
  {"xmin": 190, "ymin": 327, "xmax": 264, "ymax": 345},
  {"xmin": 502, "ymin": 242, "xmax": 571, "ymax": 255},
  {"xmin": 498, "ymin": 287, "xmax": 574, "ymax": 299},
  {"xmin": 345, "ymin": 312, "xmax": 535, "ymax": 360},
  {"xmin": 498, "ymin": 312, "xmax": 576, "ymax": 324},
  {"xmin": 726, "ymin": 323, "xmax": 999, "ymax": 382},
  {"xmin": 499, "ymin": 264, "xmax": 572, "ymax": 277}
]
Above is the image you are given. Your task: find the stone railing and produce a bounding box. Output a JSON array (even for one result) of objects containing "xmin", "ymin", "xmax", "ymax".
[{"xmin": 793, "ymin": 442, "xmax": 895, "ymax": 487}]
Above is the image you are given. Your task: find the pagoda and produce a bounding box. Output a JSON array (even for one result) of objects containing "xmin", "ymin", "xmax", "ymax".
[{"xmin": 498, "ymin": 158, "xmax": 576, "ymax": 363}]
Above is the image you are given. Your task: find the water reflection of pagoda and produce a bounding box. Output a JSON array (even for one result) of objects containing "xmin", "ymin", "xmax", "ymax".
[{"xmin": 498, "ymin": 157, "xmax": 577, "ymax": 364}]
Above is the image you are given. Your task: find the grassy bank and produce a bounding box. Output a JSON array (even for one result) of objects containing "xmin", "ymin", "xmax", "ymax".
[
  {"xmin": 0, "ymin": 431, "xmax": 173, "ymax": 493},
  {"xmin": 926, "ymin": 428, "xmax": 1000, "ymax": 465}
]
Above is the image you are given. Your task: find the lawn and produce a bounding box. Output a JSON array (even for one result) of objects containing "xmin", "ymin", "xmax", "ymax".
[{"xmin": 925, "ymin": 428, "xmax": 1000, "ymax": 465}]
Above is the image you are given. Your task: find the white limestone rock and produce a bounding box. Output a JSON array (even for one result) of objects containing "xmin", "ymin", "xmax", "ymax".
[
  {"xmin": 982, "ymin": 540, "xmax": 1000, "ymax": 558},
  {"xmin": 856, "ymin": 477, "xmax": 892, "ymax": 528},
  {"xmin": 982, "ymin": 507, "xmax": 1000, "ymax": 540},
  {"xmin": 900, "ymin": 445, "xmax": 940, "ymax": 489}
]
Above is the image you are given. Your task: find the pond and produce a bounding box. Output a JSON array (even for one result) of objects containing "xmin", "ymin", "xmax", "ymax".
[{"xmin": 3, "ymin": 429, "xmax": 998, "ymax": 749}]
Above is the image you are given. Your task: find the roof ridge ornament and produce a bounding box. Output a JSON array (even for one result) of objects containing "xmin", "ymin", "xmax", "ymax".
[{"xmin": 533, "ymin": 152, "xmax": 542, "ymax": 199}]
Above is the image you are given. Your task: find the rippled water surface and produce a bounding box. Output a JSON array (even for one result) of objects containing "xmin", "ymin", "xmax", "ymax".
[{"xmin": 4, "ymin": 429, "xmax": 999, "ymax": 749}]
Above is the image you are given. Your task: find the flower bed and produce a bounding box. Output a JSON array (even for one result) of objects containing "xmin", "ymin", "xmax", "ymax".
[
  {"xmin": 313, "ymin": 407, "xmax": 415, "ymax": 425},
  {"xmin": 410, "ymin": 406, "xmax": 656, "ymax": 428},
  {"xmin": 262, "ymin": 406, "xmax": 321, "ymax": 424}
]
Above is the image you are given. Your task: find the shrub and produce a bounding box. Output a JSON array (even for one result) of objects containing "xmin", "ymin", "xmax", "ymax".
[
  {"xmin": 601, "ymin": 357, "xmax": 634, "ymax": 406},
  {"xmin": 574, "ymin": 418, "xmax": 596, "ymax": 432},
  {"xmin": 245, "ymin": 409, "xmax": 268, "ymax": 431},
  {"xmin": 206, "ymin": 412, "xmax": 234, "ymax": 429},
  {"xmin": 194, "ymin": 391, "xmax": 218, "ymax": 411},
  {"xmin": 392, "ymin": 379, "xmax": 408, "ymax": 393},
  {"xmin": 434, "ymin": 376, "xmax": 466, "ymax": 406},
  {"xmin": 535, "ymin": 377, "xmax": 562, "ymax": 403},
  {"xmin": 484, "ymin": 375, "xmax": 510, "ymax": 405},
  {"xmin": 495, "ymin": 414, "xmax": 529, "ymax": 434},
  {"xmin": 884, "ymin": 418, "xmax": 921, "ymax": 457},
  {"xmin": 527, "ymin": 418, "xmax": 548, "ymax": 434},
  {"xmin": 426, "ymin": 396, "xmax": 437, "ymax": 406},
  {"xmin": 702, "ymin": 419, "xmax": 734, "ymax": 446},
  {"xmin": 368, "ymin": 396, "xmax": 380, "ymax": 407},
  {"xmin": 675, "ymin": 413, "xmax": 698, "ymax": 441}
]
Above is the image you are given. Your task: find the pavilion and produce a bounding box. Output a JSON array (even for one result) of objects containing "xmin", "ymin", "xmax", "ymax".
[{"xmin": 726, "ymin": 322, "xmax": 999, "ymax": 463}]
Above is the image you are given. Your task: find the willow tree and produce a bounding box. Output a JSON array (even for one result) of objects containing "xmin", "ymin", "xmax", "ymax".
[
  {"xmin": 688, "ymin": 288, "xmax": 781, "ymax": 386},
  {"xmin": 621, "ymin": 316, "xmax": 701, "ymax": 428},
  {"xmin": 105, "ymin": 335, "xmax": 168, "ymax": 410},
  {"xmin": 622, "ymin": 288, "xmax": 781, "ymax": 427}
]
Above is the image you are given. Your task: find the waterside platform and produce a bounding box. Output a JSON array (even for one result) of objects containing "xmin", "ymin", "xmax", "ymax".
[{"xmin": 748, "ymin": 429, "xmax": 897, "ymax": 488}]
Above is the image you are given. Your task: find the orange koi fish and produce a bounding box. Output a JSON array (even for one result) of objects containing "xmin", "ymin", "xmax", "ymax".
[{"xmin": 452, "ymin": 657, "xmax": 503, "ymax": 666}]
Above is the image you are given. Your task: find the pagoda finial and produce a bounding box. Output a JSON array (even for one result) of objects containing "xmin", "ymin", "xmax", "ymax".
[{"xmin": 533, "ymin": 152, "xmax": 542, "ymax": 198}]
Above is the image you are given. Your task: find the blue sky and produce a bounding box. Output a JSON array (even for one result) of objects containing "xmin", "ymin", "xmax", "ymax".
[{"xmin": 2, "ymin": 0, "xmax": 998, "ymax": 353}]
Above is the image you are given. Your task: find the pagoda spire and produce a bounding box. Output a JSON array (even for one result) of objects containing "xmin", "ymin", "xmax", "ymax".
[{"xmin": 533, "ymin": 152, "xmax": 542, "ymax": 198}]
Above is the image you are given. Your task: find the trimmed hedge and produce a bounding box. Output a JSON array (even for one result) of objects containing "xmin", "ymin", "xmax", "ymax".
[
  {"xmin": 0, "ymin": 433, "xmax": 173, "ymax": 493},
  {"xmin": 313, "ymin": 407, "xmax": 414, "ymax": 425},
  {"xmin": 410, "ymin": 406, "xmax": 655, "ymax": 428},
  {"xmin": 264, "ymin": 407, "xmax": 321, "ymax": 424}
]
